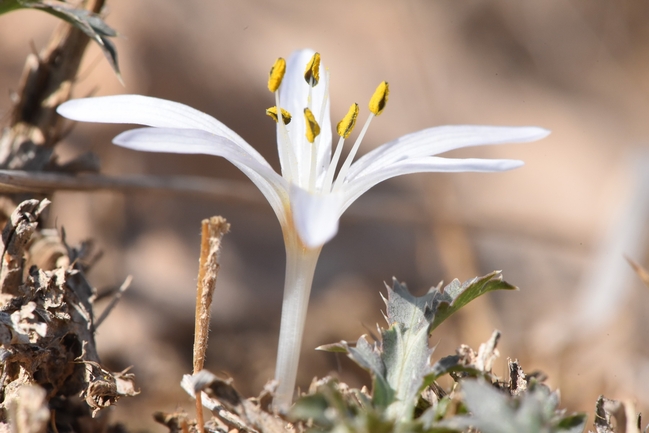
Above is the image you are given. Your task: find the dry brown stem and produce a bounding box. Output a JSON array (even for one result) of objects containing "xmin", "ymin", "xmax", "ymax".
[
  {"xmin": 94, "ymin": 275, "xmax": 132, "ymax": 328},
  {"xmin": 0, "ymin": 0, "xmax": 106, "ymax": 168},
  {"xmin": 192, "ymin": 217, "xmax": 230, "ymax": 433},
  {"xmin": 0, "ymin": 170, "xmax": 264, "ymax": 205},
  {"xmin": 0, "ymin": 0, "xmax": 108, "ymax": 224}
]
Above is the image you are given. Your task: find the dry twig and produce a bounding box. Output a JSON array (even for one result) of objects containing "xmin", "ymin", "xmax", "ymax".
[
  {"xmin": 94, "ymin": 274, "xmax": 132, "ymax": 328},
  {"xmin": 193, "ymin": 217, "xmax": 230, "ymax": 433}
]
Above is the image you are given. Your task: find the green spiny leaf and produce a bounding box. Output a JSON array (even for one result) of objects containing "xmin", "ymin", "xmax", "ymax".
[
  {"xmin": 430, "ymin": 271, "xmax": 517, "ymax": 331},
  {"xmin": 458, "ymin": 380, "xmax": 587, "ymax": 433},
  {"xmin": 382, "ymin": 322, "xmax": 432, "ymax": 421},
  {"xmin": 555, "ymin": 414, "xmax": 587, "ymax": 433},
  {"xmin": 425, "ymin": 354, "xmax": 485, "ymax": 384},
  {"xmin": 290, "ymin": 393, "xmax": 332, "ymax": 427},
  {"xmin": 318, "ymin": 337, "xmax": 395, "ymax": 409},
  {"xmin": 384, "ymin": 278, "xmax": 437, "ymax": 334}
]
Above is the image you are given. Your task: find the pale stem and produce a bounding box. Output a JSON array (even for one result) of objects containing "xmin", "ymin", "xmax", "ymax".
[{"xmin": 273, "ymin": 230, "xmax": 322, "ymax": 412}]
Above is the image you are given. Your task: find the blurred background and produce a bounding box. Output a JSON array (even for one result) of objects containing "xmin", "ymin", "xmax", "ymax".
[{"xmin": 3, "ymin": 0, "xmax": 649, "ymax": 430}]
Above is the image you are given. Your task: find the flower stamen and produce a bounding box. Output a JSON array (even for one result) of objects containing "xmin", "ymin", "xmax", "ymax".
[
  {"xmin": 266, "ymin": 106, "xmax": 292, "ymax": 124},
  {"xmin": 304, "ymin": 52, "xmax": 321, "ymax": 87},
  {"xmin": 337, "ymin": 102, "xmax": 359, "ymax": 139},
  {"xmin": 272, "ymin": 61, "xmax": 297, "ymax": 182},
  {"xmin": 332, "ymin": 114, "xmax": 374, "ymax": 192},
  {"xmin": 322, "ymin": 102, "xmax": 359, "ymax": 192},
  {"xmin": 333, "ymin": 82, "xmax": 389, "ymax": 192},
  {"xmin": 304, "ymin": 108, "xmax": 321, "ymax": 190},
  {"xmin": 369, "ymin": 81, "xmax": 389, "ymax": 116},
  {"xmin": 303, "ymin": 108, "xmax": 321, "ymax": 144},
  {"xmin": 268, "ymin": 58, "xmax": 286, "ymax": 93}
]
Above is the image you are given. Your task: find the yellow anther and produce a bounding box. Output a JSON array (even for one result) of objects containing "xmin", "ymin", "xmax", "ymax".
[
  {"xmin": 268, "ymin": 57, "xmax": 286, "ymax": 92},
  {"xmin": 304, "ymin": 52, "xmax": 321, "ymax": 87},
  {"xmin": 336, "ymin": 103, "xmax": 359, "ymax": 138},
  {"xmin": 303, "ymin": 108, "xmax": 321, "ymax": 143},
  {"xmin": 266, "ymin": 106, "xmax": 292, "ymax": 124},
  {"xmin": 369, "ymin": 81, "xmax": 389, "ymax": 116}
]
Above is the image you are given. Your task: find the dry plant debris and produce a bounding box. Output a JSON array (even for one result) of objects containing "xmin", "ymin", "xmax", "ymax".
[
  {"xmin": 180, "ymin": 371, "xmax": 289, "ymax": 433},
  {"xmin": 0, "ymin": 199, "xmax": 137, "ymax": 433}
]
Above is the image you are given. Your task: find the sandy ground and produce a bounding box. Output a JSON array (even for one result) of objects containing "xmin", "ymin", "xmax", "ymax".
[{"xmin": 3, "ymin": 1, "xmax": 649, "ymax": 430}]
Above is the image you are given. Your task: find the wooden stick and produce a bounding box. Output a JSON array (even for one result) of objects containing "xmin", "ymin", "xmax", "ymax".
[
  {"xmin": 0, "ymin": 170, "xmax": 263, "ymax": 204},
  {"xmin": 193, "ymin": 217, "xmax": 229, "ymax": 433}
]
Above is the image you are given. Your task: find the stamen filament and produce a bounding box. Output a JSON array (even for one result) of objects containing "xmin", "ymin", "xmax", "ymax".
[
  {"xmin": 332, "ymin": 113, "xmax": 375, "ymax": 192},
  {"xmin": 275, "ymin": 91, "xmax": 297, "ymax": 182},
  {"xmin": 313, "ymin": 70, "xmax": 331, "ymax": 186},
  {"xmin": 333, "ymin": 82, "xmax": 388, "ymax": 191},
  {"xmin": 322, "ymin": 136, "xmax": 345, "ymax": 192},
  {"xmin": 323, "ymin": 101, "xmax": 358, "ymax": 192},
  {"xmin": 304, "ymin": 108, "xmax": 321, "ymax": 190},
  {"xmin": 307, "ymin": 85, "xmax": 313, "ymax": 112},
  {"xmin": 309, "ymin": 142, "xmax": 317, "ymax": 191},
  {"xmin": 317, "ymin": 70, "xmax": 331, "ymax": 131}
]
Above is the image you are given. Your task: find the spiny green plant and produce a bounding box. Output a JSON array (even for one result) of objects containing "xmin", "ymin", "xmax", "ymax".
[{"xmin": 292, "ymin": 271, "xmax": 587, "ymax": 433}]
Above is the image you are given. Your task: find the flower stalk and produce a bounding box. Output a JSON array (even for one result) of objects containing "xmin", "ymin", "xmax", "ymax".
[{"xmin": 274, "ymin": 224, "xmax": 322, "ymax": 410}]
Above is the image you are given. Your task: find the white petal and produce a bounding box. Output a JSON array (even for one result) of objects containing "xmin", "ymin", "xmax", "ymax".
[
  {"xmin": 290, "ymin": 184, "xmax": 343, "ymax": 248},
  {"xmin": 57, "ymin": 95, "xmax": 269, "ymax": 166},
  {"xmin": 279, "ymin": 49, "xmax": 332, "ymax": 187},
  {"xmin": 347, "ymin": 125, "xmax": 549, "ymax": 180},
  {"xmin": 342, "ymin": 156, "xmax": 523, "ymax": 213},
  {"xmin": 114, "ymin": 127, "xmax": 289, "ymax": 222}
]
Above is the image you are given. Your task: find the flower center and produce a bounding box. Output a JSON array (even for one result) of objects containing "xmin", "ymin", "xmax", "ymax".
[{"xmin": 266, "ymin": 53, "xmax": 389, "ymax": 193}]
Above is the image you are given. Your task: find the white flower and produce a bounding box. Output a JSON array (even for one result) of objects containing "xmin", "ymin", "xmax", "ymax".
[{"xmin": 56, "ymin": 49, "xmax": 549, "ymax": 411}]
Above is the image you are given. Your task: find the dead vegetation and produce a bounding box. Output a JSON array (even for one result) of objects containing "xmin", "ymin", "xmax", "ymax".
[{"xmin": 0, "ymin": 198, "xmax": 137, "ymax": 433}]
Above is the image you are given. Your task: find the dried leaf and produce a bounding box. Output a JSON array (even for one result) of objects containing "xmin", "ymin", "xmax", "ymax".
[
  {"xmin": 182, "ymin": 371, "xmax": 289, "ymax": 433},
  {"xmin": 81, "ymin": 362, "xmax": 139, "ymax": 417},
  {"xmin": 594, "ymin": 396, "xmax": 642, "ymax": 433}
]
